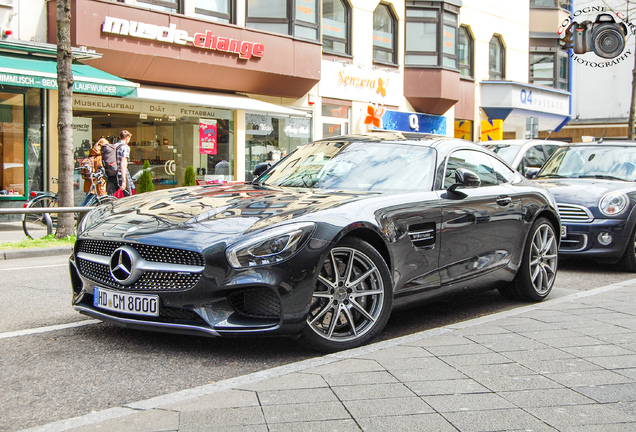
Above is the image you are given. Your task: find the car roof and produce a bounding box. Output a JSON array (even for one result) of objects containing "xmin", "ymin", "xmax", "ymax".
[
  {"xmin": 563, "ymin": 140, "xmax": 636, "ymax": 147},
  {"xmin": 313, "ymin": 132, "xmax": 476, "ymax": 149},
  {"xmin": 485, "ymin": 139, "xmax": 568, "ymax": 147}
]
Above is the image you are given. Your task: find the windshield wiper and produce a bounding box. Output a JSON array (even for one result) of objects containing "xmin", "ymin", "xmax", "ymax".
[
  {"xmin": 536, "ymin": 174, "xmax": 566, "ymax": 179},
  {"xmin": 577, "ymin": 175, "xmax": 625, "ymax": 181}
]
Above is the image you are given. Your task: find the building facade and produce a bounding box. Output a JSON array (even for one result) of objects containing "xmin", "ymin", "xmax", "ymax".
[{"xmin": 1, "ymin": 0, "xmax": 578, "ymax": 210}]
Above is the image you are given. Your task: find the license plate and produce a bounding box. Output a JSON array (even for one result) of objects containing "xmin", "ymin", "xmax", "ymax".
[
  {"xmin": 561, "ymin": 225, "xmax": 567, "ymax": 238},
  {"xmin": 93, "ymin": 287, "xmax": 159, "ymax": 317}
]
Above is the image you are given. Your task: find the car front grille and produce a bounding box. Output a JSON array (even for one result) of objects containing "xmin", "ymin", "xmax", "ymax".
[
  {"xmin": 77, "ymin": 239, "xmax": 205, "ymax": 266},
  {"xmin": 558, "ymin": 204, "xmax": 593, "ymax": 223},
  {"xmin": 77, "ymin": 259, "xmax": 202, "ymax": 291},
  {"xmin": 76, "ymin": 239, "xmax": 204, "ymax": 292},
  {"xmin": 227, "ymin": 288, "xmax": 282, "ymax": 319}
]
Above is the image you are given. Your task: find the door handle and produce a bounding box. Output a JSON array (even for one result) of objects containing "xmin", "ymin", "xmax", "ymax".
[{"xmin": 496, "ymin": 195, "xmax": 512, "ymax": 206}]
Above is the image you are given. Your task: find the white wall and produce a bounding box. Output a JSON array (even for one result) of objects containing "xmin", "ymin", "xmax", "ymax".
[{"xmin": 0, "ymin": 0, "xmax": 48, "ymax": 42}]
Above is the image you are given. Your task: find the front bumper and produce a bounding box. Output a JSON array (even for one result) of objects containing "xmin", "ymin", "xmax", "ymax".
[
  {"xmin": 559, "ymin": 218, "xmax": 630, "ymax": 261},
  {"xmin": 69, "ymin": 237, "xmax": 331, "ymax": 338}
]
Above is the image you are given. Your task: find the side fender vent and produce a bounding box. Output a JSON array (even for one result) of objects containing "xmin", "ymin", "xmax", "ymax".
[{"xmin": 408, "ymin": 222, "xmax": 436, "ymax": 249}]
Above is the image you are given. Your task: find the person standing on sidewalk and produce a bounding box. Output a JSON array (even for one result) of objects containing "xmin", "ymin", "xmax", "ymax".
[{"xmin": 115, "ymin": 130, "xmax": 135, "ymax": 197}]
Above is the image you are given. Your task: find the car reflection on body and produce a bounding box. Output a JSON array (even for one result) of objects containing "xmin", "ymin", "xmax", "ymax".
[
  {"xmin": 70, "ymin": 133, "xmax": 560, "ymax": 352},
  {"xmin": 533, "ymin": 141, "xmax": 636, "ymax": 271}
]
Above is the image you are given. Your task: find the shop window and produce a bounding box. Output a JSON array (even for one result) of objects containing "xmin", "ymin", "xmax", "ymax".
[
  {"xmin": 245, "ymin": 114, "xmax": 311, "ymax": 181},
  {"xmin": 458, "ymin": 25, "xmax": 473, "ymax": 78},
  {"xmin": 489, "ymin": 35, "xmax": 505, "ymax": 80},
  {"xmin": 194, "ymin": 0, "xmax": 234, "ymax": 23},
  {"xmin": 530, "ymin": 40, "xmax": 569, "ymax": 90},
  {"xmin": 135, "ymin": 0, "xmax": 181, "ymax": 13},
  {"xmin": 323, "ymin": 0, "xmax": 351, "ymax": 56},
  {"xmin": 246, "ymin": 0, "xmax": 320, "ymax": 41},
  {"xmin": 0, "ymin": 91, "xmax": 26, "ymax": 198},
  {"xmin": 72, "ymin": 95, "xmax": 235, "ymax": 196},
  {"xmin": 373, "ymin": 3, "xmax": 397, "ymax": 65},
  {"xmin": 405, "ymin": 1, "xmax": 459, "ymax": 69},
  {"xmin": 322, "ymin": 102, "xmax": 349, "ymax": 138}
]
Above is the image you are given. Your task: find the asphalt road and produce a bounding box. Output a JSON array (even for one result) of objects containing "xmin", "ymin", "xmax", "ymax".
[{"xmin": 1, "ymin": 254, "xmax": 634, "ymax": 431}]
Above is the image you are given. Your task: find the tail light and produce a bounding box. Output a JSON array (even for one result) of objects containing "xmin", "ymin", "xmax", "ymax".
[{"xmin": 30, "ymin": 191, "xmax": 37, "ymax": 198}]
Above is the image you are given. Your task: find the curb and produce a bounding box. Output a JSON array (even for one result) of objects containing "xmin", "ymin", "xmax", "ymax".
[{"xmin": 2, "ymin": 246, "xmax": 73, "ymax": 260}]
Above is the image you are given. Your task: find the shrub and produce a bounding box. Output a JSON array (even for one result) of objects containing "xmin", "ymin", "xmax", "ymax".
[
  {"xmin": 138, "ymin": 160, "xmax": 154, "ymax": 193},
  {"xmin": 183, "ymin": 166, "xmax": 196, "ymax": 186}
]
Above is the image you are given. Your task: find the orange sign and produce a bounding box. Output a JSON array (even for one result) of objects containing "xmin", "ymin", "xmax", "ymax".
[{"xmin": 480, "ymin": 119, "xmax": 503, "ymax": 141}]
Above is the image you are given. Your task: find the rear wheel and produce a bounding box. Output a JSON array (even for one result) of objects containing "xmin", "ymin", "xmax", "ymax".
[
  {"xmin": 22, "ymin": 195, "xmax": 57, "ymax": 239},
  {"xmin": 300, "ymin": 237, "xmax": 392, "ymax": 353},
  {"xmin": 501, "ymin": 217, "xmax": 558, "ymax": 301}
]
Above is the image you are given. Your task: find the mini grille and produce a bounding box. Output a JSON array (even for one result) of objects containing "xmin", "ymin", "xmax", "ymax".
[
  {"xmin": 227, "ymin": 288, "xmax": 281, "ymax": 319},
  {"xmin": 557, "ymin": 204, "xmax": 593, "ymax": 223},
  {"xmin": 408, "ymin": 222, "xmax": 436, "ymax": 248},
  {"xmin": 77, "ymin": 240, "xmax": 204, "ymax": 267},
  {"xmin": 77, "ymin": 258, "xmax": 201, "ymax": 292}
]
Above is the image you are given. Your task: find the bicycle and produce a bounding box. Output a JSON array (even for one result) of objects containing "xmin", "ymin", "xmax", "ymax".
[{"xmin": 22, "ymin": 170, "xmax": 117, "ymax": 239}]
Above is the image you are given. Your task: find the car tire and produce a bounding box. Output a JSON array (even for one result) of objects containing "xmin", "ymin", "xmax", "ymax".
[
  {"xmin": 500, "ymin": 217, "xmax": 558, "ymax": 302},
  {"xmin": 619, "ymin": 226, "xmax": 636, "ymax": 272},
  {"xmin": 300, "ymin": 237, "xmax": 392, "ymax": 353}
]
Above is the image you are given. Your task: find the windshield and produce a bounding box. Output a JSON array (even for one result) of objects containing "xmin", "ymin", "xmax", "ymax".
[
  {"xmin": 257, "ymin": 140, "xmax": 436, "ymax": 192},
  {"xmin": 538, "ymin": 146, "xmax": 636, "ymax": 181},
  {"xmin": 487, "ymin": 145, "xmax": 519, "ymax": 165}
]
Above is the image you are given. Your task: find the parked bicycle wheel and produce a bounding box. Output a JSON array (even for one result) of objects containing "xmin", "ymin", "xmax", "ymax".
[{"xmin": 22, "ymin": 195, "xmax": 57, "ymax": 239}]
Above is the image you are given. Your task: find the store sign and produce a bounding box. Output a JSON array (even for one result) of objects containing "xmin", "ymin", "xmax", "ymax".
[
  {"xmin": 376, "ymin": 110, "xmax": 447, "ymax": 135},
  {"xmin": 481, "ymin": 119, "xmax": 504, "ymax": 141},
  {"xmin": 73, "ymin": 95, "xmax": 232, "ymax": 119},
  {"xmin": 199, "ymin": 119, "xmax": 217, "ymax": 155},
  {"xmin": 102, "ymin": 16, "xmax": 265, "ymax": 60},
  {"xmin": 246, "ymin": 114, "xmax": 274, "ymax": 136},
  {"xmin": 283, "ymin": 118, "xmax": 311, "ymax": 138},
  {"xmin": 319, "ymin": 61, "xmax": 402, "ymax": 106}
]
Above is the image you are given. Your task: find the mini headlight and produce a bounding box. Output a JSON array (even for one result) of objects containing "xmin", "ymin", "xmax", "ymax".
[
  {"xmin": 226, "ymin": 222, "xmax": 316, "ymax": 268},
  {"xmin": 599, "ymin": 192, "xmax": 629, "ymax": 216}
]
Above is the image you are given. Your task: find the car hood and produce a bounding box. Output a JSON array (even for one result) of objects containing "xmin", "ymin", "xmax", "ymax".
[
  {"xmin": 80, "ymin": 183, "xmax": 379, "ymax": 250},
  {"xmin": 533, "ymin": 178, "xmax": 635, "ymax": 207}
]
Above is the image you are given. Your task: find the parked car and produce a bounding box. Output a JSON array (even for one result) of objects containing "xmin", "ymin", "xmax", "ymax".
[
  {"xmin": 70, "ymin": 133, "xmax": 560, "ymax": 352},
  {"xmin": 487, "ymin": 139, "xmax": 566, "ymax": 178},
  {"xmin": 533, "ymin": 141, "xmax": 636, "ymax": 271}
]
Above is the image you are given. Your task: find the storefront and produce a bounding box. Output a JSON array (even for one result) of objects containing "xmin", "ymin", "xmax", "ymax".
[
  {"xmin": 49, "ymin": 0, "xmax": 321, "ymax": 190},
  {"xmin": 0, "ymin": 40, "xmax": 137, "ymax": 208}
]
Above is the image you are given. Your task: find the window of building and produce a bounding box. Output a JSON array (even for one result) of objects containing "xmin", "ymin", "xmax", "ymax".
[
  {"xmin": 194, "ymin": 0, "xmax": 234, "ymax": 23},
  {"xmin": 0, "ymin": 88, "xmax": 43, "ymax": 200},
  {"xmin": 530, "ymin": 0, "xmax": 570, "ymax": 9},
  {"xmin": 135, "ymin": 0, "xmax": 181, "ymax": 14},
  {"xmin": 323, "ymin": 0, "xmax": 351, "ymax": 55},
  {"xmin": 489, "ymin": 35, "xmax": 505, "ymax": 80},
  {"xmin": 322, "ymin": 101, "xmax": 350, "ymax": 138},
  {"xmin": 530, "ymin": 41, "xmax": 569, "ymax": 90},
  {"xmin": 245, "ymin": 114, "xmax": 312, "ymax": 181},
  {"xmin": 246, "ymin": 0, "xmax": 320, "ymax": 41},
  {"xmin": 405, "ymin": 1, "xmax": 460, "ymax": 68},
  {"xmin": 373, "ymin": 3, "xmax": 397, "ymax": 65},
  {"xmin": 458, "ymin": 25, "xmax": 473, "ymax": 78}
]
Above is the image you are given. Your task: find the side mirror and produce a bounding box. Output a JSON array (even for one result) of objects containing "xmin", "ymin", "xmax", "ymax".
[
  {"xmin": 524, "ymin": 167, "xmax": 540, "ymax": 179},
  {"xmin": 253, "ymin": 162, "xmax": 272, "ymax": 178},
  {"xmin": 448, "ymin": 168, "xmax": 481, "ymax": 193}
]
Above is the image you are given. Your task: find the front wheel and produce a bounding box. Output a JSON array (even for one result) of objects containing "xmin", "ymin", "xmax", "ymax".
[
  {"xmin": 502, "ymin": 217, "xmax": 558, "ymax": 302},
  {"xmin": 618, "ymin": 225, "xmax": 636, "ymax": 272},
  {"xmin": 300, "ymin": 237, "xmax": 392, "ymax": 353}
]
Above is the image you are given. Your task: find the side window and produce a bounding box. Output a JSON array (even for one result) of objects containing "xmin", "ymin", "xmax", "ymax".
[
  {"xmin": 544, "ymin": 144, "xmax": 559, "ymax": 157},
  {"xmin": 489, "ymin": 156, "xmax": 516, "ymax": 184},
  {"xmin": 519, "ymin": 145, "xmax": 546, "ymax": 174},
  {"xmin": 444, "ymin": 150, "xmax": 498, "ymax": 189}
]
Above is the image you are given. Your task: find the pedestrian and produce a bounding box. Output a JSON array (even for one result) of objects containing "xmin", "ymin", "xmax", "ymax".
[
  {"xmin": 215, "ymin": 154, "xmax": 230, "ymax": 175},
  {"xmin": 115, "ymin": 130, "xmax": 135, "ymax": 197},
  {"xmin": 80, "ymin": 138, "xmax": 108, "ymax": 206}
]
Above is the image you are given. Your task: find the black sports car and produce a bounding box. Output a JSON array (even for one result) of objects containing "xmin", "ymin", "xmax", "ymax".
[
  {"xmin": 70, "ymin": 133, "xmax": 560, "ymax": 352},
  {"xmin": 533, "ymin": 141, "xmax": 636, "ymax": 271}
]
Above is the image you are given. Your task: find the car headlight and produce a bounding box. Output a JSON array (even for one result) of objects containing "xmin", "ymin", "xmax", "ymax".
[
  {"xmin": 226, "ymin": 222, "xmax": 315, "ymax": 268},
  {"xmin": 599, "ymin": 192, "xmax": 629, "ymax": 216}
]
